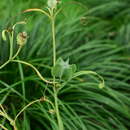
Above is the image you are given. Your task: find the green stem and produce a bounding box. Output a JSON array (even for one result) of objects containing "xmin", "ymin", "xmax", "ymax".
[
  {"xmin": 9, "ymin": 32, "xmax": 14, "ymax": 60},
  {"xmin": 0, "ymin": 60, "xmax": 10, "ymax": 69},
  {"xmin": 23, "ymin": 8, "xmax": 51, "ymax": 19},
  {"xmin": 50, "ymin": 8, "xmax": 64, "ymax": 130},
  {"xmin": 0, "ymin": 124, "xmax": 8, "ymax": 130},
  {"xmin": 14, "ymin": 99, "xmax": 40, "ymax": 123},
  {"xmin": 12, "ymin": 47, "xmax": 22, "ymax": 59},
  {"xmin": 51, "ymin": 15, "xmax": 56, "ymax": 66},
  {"xmin": 17, "ymin": 57, "xmax": 26, "ymax": 129},
  {"xmin": 0, "ymin": 110, "xmax": 16, "ymax": 129},
  {"xmin": 0, "ymin": 47, "xmax": 22, "ymax": 70},
  {"xmin": 53, "ymin": 88, "xmax": 64, "ymax": 130},
  {"xmin": 13, "ymin": 99, "xmax": 41, "ymax": 130},
  {"xmin": 14, "ymin": 97, "xmax": 54, "ymax": 128},
  {"xmin": 11, "ymin": 60, "xmax": 54, "ymax": 84}
]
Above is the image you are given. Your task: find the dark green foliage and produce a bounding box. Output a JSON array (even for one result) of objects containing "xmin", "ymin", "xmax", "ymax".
[{"xmin": 0, "ymin": 0, "xmax": 130, "ymax": 130}]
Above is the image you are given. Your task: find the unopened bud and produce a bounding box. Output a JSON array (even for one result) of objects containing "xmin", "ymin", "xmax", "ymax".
[
  {"xmin": 17, "ymin": 32, "xmax": 27, "ymax": 46},
  {"xmin": 47, "ymin": 0, "xmax": 57, "ymax": 9}
]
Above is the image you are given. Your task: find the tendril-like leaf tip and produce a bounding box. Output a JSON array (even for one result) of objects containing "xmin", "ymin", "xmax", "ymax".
[
  {"xmin": 2, "ymin": 30, "xmax": 7, "ymax": 41},
  {"xmin": 12, "ymin": 21, "xmax": 26, "ymax": 30},
  {"xmin": 98, "ymin": 82, "xmax": 104, "ymax": 89}
]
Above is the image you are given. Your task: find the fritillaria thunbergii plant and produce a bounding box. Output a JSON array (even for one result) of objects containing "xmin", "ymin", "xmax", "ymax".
[{"xmin": 0, "ymin": 0, "xmax": 104, "ymax": 129}]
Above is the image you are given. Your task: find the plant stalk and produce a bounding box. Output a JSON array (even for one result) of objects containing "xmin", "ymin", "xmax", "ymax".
[
  {"xmin": 9, "ymin": 32, "xmax": 14, "ymax": 60},
  {"xmin": 51, "ymin": 8, "xmax": 64, "ymax": 130},
  {"xmin": 0, "ymin": 47, "xmax": 21, "ymax": 69}
]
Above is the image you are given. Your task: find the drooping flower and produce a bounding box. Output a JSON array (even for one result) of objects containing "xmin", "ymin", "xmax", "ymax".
[{"xmin": 17, "ymin": 32, "xmax": 27, "ymax": 46}]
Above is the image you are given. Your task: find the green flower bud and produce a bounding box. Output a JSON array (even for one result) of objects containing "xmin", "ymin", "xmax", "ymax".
[
  {"xmin": 17, "ymin": 32, "xmax": 27, "ymax": 46},
  {"xmin": 47, "ymin": 0, "xmax": 57, "ymax": 9}
]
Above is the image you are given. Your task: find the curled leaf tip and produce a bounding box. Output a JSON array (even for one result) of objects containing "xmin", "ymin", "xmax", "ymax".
[
  {"xmin": 2, "ymin": 30, "xmax": 7, "ymax": 41},
  {"xmin": 98, "ymin": 82, "xmax": 104, "ymax": 89},
  {"xmin": 12, "ymin": 21, "xmax": 26, "ymax": 30}
]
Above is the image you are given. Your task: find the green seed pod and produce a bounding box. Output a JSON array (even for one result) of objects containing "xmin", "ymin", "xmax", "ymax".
[
  {"xmin": 47, "ymin": 0, "xmax": 57, "ymax": 9},
  {"xmin": 17, "ymin": 32, "xmax": 27, "ymax": 46}
]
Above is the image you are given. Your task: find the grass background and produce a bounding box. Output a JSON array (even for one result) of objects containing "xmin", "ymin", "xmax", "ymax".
[{"xmin": 0, "ymin": 0, "xmax": 130, "ymax": 130}]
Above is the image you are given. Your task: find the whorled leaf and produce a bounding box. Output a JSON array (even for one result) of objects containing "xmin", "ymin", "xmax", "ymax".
[{"xmin": 51, "ymin": 57, "xmax": 77, "ymax": 81}]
